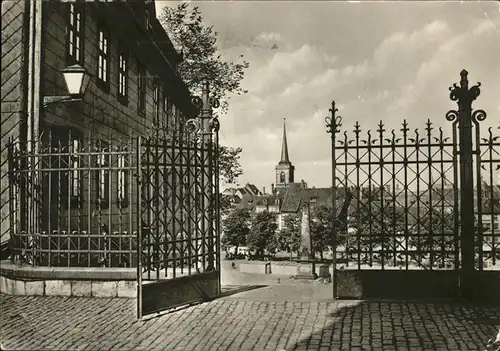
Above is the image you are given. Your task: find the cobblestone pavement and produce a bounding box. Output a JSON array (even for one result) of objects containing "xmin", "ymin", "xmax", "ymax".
[{"xmin": 1, "ymin": 290, "xmax": 499, "ymax": 351}]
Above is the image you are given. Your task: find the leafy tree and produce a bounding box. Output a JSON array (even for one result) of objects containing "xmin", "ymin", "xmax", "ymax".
[
  {"xmin": 159, "ymin": 3, "xmax": 249, "ymax": 113},
  {"xmin": 246, "ymin": 212, "xmax": 278, "ymax": 258},
  {"xmin": 218, "ymin": 146, "xmax": 243, "ymax": 184},
  {"xmin": 218, "ymin": 145, "xmax": 243, "ymax": 216},
  {"xmin": 310, "ymin": 205, "xmax": 338, "ymax": 261},
  {"xmin": 159, "ymin": 3, "xmax": 247, "ymax": 215},
  {"xmin": 221, "ymin": 208, "xmax": 250, "ymax": 255},
  {"xmin": 350, "ymin": 200, "xmax": 408, "ymax": 264},
  {"xmin": 350, "ymin": 200, "xmax": 459, "ymax": 267},
  {"xmin": 275, "ymin": 214, "xmax": 302, "ymax": 261}
]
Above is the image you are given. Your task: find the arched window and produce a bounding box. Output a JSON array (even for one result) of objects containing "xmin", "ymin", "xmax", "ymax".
[{"xmin": 280, "ymin": 171, "xmax": 286, "ymax": 184}]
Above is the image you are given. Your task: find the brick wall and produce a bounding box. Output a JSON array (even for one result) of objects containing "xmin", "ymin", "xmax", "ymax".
[{"xmin": 1, "ymin": 0, "xmax": 27, "ymax": 245}]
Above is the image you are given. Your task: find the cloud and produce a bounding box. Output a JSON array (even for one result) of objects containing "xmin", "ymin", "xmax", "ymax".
[
  {"xmin": 155, "ymin": 2, "xmax": 500, "ymax": 189},
  {"xmin": 245, "ymin": 17, "xmax": 495, "ymax": 187},
  {"xmin": 226, "ymin": 20, "xmax": 456, "ymax": 140}
]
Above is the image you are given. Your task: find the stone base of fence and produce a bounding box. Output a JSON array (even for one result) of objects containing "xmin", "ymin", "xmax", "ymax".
[
  {"xmin": 0, "ymin": 261, "xmax": 136, "ymax": 298},
  {"xmin": 238, "ymin": 261, "xmax": 332, "ymax": 278}
]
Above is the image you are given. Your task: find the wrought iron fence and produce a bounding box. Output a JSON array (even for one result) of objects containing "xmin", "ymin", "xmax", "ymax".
[
  {"xmin": 476, "ymin": 126, "xmax": 500, "ymax": 270},
  {"xmin": 138, "ymin": 119, "xmax": 220, "ymax": 281},
  {"xmin": 326, "ymin": 71, "xmax": 500, "ymax": 274},
  {"xmin": 7, "ymin": 130, "xmax": 138, "ymax": 268},
  {"xmin": 6, "ymin": 118, "xmax": 221, "ymax": 276},
  {"xmin": 330, "ymin": 117, "xmax": 462, "ymax": 271}
]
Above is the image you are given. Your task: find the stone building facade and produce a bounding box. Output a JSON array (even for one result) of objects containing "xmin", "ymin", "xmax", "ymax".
[{"xmin": 1, "ymin": 0, "xmax": 198, "ymax": 248}]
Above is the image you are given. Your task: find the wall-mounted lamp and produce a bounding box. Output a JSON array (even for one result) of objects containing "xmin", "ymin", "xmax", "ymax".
[{"xmin": 43, "ymin": 64, "xmax": 91, "ymax": 107}]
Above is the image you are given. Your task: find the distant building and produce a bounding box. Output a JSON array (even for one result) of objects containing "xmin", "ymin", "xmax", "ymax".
[
  {"xmin": 253, "ymin": 195, "xmax": 281, "ymax": 214},
  {"xmin": 222, "ymin": 183, "xmax": 263, "ymax": 207},
  {"xmin": 279, "ymin": 184, "xmax": 355, "ymax": 230}
]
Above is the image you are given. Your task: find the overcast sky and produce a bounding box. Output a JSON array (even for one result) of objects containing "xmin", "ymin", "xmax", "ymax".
[{"xmin": 156, "ymin": 1, "xmax": 500, "ymax": 190}]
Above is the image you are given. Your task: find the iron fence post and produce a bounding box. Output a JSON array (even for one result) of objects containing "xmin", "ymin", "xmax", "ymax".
[
  {"xmin": 447, "ymin": 69, "xmax": 483, "ymax": 299},
  {"xmin": 200, "ymin": 82, "xmax": 213, "ymax": 272},
  {"xmin": 210, "ymin": 116, "xmax": 221, "ymax": 296},
  {"xmin": 199, "ymin": 82, "xmax": 220, "ymax": 272},
  {"xmin": 325, "ymin": 101, "xmax": 342, "ymax": 298},
  {"xmin": 135, "ymin": 136, "xmax": 143, "ymax": 320}
]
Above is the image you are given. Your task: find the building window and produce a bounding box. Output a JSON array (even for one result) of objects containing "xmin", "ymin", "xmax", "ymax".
[
  {"xmin": 280, "ymin": 172, "xmax": 286, "ymax": 184},
  {"xmin": 118, "ymin": 49, "xmax": 128, "ymax": 100},
  {"xmin": 171, "ymin": 103, "xmax": 177, "ymax": 126},
  {"xmin": 163, "ymin": 91, "xmax": 168, "ymax": 112},
  {"xmin": 138, "ymin": 65, "xmax": 146, "ymax": 115},
  {"xmin": 67, "ymin": 3, "xmax": 84, "ymax": 65},
  {"xmin": 163, "ymin": 90, "xmax": 170, "ymax": 127},
  {"xmin": 71, "ymin": 139, "xmax": 81, "ymax": 198},
  {"xmin": 50, "ymin": 127, "xmax": 83, "ymax": 208},
  {"xmin": 96, "ymin": 142, "xmax": 110, "ymax": 209},
  {"xmin": 117, "ymin": 151, "xmax": 129, "ymax": 208},
  {"xmin": 153, "ymin": 82, "xmax": 159, "ymax": 125},
  {"xmin": 145, "ymin": 11, "xmax": 150, "ymax": 31},
  {"xmin": 97, "ymin": 23, "xmax": 110, "ymax": 86}
]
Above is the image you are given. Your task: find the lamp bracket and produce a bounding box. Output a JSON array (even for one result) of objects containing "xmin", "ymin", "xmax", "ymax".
[{"xmin": 43, "ymin": 95, "xmax": 82, "ymax": 108}]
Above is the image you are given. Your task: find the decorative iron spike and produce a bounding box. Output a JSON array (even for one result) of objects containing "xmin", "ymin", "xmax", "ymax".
[
  {"xmin": 401, "ymin": 120, "xmax": 409, "ymax": 134},
  {"xmin": 326, "ymin": 100, "xmax": 343, "ymax": 134},
  {"xmin": 354, "ymin": 121, "xmax": 360, "ymax": 131},
  {"xmin": 414, "ymin": 128, "xmax": 419, "ymax": 140},
  {"xmin": 460, "ymin": 69, "xmax": 469, "ymax": 88},
  {"xmin": 377, "ymin": 120, "xmax": 386, "ymax": 135},
  {"xmin": 425, "ymin": 119, "xmax": 433, "ymax": 134},
  {"xmin": 330, "ymin": 100, "xmax": 338, "ymax": 115}
]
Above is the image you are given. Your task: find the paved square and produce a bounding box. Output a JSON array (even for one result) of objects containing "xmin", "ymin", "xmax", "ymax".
[{"xmin": 1, "ymin": 285, "xmax": 499, "ymax": 350}]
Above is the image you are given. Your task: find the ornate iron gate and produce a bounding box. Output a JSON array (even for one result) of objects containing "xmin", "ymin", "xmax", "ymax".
[
  {"xmin": 136, "ymin": 92, "xmax": 221, "ymax": 318},
  {"xmin": 5, "ymin": 86, "xmax": 223, "ymax": 318},
  {"xmin": 326, "ymin": 70, "xmax": 500, "ymax": 300}
]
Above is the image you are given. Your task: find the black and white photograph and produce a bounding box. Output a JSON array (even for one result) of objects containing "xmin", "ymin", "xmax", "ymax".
[{"xmin": 1, "ymin": 0, "xmax": 499, "ymax": 350}]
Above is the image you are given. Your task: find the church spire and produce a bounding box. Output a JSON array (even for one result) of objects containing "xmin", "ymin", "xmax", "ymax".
[
  {"xmin": 275, "ymin": 118, "xmax": 295, "ymax": 187},
  {"xmin": 280, "ymin": 118, "xmax": 290, "ymax": 164}
]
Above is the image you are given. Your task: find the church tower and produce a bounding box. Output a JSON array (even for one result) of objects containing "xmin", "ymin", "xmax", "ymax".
[{"xmin": 275, "ymin": 118, "xmax": 295, "ymax": 188}]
